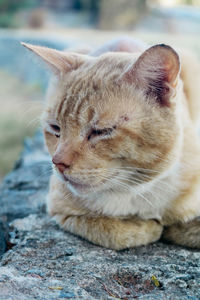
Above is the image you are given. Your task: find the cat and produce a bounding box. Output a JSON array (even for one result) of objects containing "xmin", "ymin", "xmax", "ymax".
[{"xmin": 22, "ymin": 37, "xmax": 200, "ymax": 250}]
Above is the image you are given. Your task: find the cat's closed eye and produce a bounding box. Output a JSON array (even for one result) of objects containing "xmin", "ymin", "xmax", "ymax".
[
  {"xmin": 87, "ymin": 127, "xmax": 114, "ymax": 141},
  {"xmin": 50, "ymin": 124, "xmax": 60, "ymax": 138}
]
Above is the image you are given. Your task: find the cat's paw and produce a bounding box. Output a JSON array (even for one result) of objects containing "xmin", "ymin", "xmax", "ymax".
[
  {"xmin": 54, "ymin": 214, "xmax": 163, "ymax": 250},
  {"xmin": 163, "ymin": 218, "xmax": 200, "ymax": 248}
]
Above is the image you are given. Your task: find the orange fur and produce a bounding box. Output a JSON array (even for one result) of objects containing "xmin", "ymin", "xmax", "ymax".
[{"xmin": 22, "ymin": 38, "xmax": 200, "ymax": 249}]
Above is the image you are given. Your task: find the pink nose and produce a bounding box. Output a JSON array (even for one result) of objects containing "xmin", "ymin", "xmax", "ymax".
[{"xmin": 52, "ymin": 158, "xmax": 70, "ymax": 173}]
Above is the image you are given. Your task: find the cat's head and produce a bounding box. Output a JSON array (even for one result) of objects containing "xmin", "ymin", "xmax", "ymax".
[{"xmin": 22, "ymin": 42, "xmax": 181, "ymax": 197}]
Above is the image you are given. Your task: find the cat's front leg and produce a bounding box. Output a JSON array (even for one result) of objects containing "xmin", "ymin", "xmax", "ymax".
[
  {"xmin": 47, "ymin": 175, "xmax": 163, "ymax": 250},
  {"xmin": 163, "ymin": 218, "xmax": 200, "ymax": 248},
  {"xmin": 53, "ymin": 213, "xmax": 163, "ymax": 250}
]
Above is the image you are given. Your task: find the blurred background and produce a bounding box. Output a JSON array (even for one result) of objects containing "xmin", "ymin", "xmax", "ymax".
[{"xmin": 0, "ymin": 0, "xmax": 200, "ymax": 181}]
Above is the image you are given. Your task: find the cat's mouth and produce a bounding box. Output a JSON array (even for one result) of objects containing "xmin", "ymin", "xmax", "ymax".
[
  {"xmin": 58, "ymin": 169, "xmax": 143, "ymax": 194},
  {"xmin": 62, "ymin": 173, "xmax": 102, "ymax": 192},
  {"xmin": 60, "ymin": 171, "xmax": 135, "ymax": 194}
]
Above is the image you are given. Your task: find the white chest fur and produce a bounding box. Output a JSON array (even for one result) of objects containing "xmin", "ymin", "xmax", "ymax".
[{"xmin": 81, "ymin": 166, "xmax": 181, "ymax": 221}]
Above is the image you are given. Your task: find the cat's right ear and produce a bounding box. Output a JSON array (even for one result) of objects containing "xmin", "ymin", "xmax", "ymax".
[
  {"xmin": 118, "ymin": 44, "xmax": 180, "ymax": 107},
  {"xmin": 21, "ymin": 42, "xmax": 86, "ymax": 76}
]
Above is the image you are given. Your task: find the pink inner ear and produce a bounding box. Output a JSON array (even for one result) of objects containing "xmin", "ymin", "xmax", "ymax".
[
  {"xmin": 163, "ymin": 58, "xmax": 179, "ymax": 86},
  {"xmin": 123, "ymin": 44, "xmax": 180, "ymax": 106}
]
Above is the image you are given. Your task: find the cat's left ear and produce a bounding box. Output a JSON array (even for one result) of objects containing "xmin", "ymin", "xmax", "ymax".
[
  {"xmin": 21, "ymin": 42, "xmax": 86, "ymax": 75},
  {"xmin": 120, "ymin": 44, "xmax": 180, "ymax": 107}
]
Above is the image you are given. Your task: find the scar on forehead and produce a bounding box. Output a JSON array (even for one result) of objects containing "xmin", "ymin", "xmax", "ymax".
[
  {"xmin": 94, "ymin": 114, "xmax": 130, "ymax": 129},
  {"xmin": 120, "ymin": 114, "xmax": 130, "ymax": 122}
]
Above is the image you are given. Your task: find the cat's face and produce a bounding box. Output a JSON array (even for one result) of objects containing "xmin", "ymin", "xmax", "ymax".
[{"xmin": 23, "ymin": 43, "xmax": 181, "ymax": 197}]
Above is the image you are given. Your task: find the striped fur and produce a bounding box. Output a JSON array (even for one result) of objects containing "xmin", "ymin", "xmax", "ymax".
[{"xmin": 22, "ymin": 38, "xmax": 200, "ymax": 249}]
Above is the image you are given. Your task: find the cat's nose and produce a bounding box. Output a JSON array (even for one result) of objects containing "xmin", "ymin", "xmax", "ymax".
[
  {"xmin": 56, "ymin": 163, "xmax": 69, "ymax": 173},
  {"xmin": 52, "ymin": 157, "xmax": 70, "ymax": 173},
  {"xmin": 52, "ymin": 145, "xmax": 77, "ymax": 172}
]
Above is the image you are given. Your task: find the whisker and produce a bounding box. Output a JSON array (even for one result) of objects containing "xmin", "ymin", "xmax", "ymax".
[
  {"xmin": 115, "ymin": 166, "xmax": 160, "ymax": 174},
  {"xmin": 107, "ymin": 176, "xmax": 155, "ymax": 208},
  {"xmin": 74, "ymin": 167, "xmax": 175, "ymax": 195},
  {"xmin": 26, "ymin": 117, "xmax": 42, "ymax": 128}
]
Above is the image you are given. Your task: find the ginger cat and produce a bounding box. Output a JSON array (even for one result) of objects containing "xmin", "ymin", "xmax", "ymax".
[{"xmin": 22, "ymin": 37, "xmax": 200, "ymax": 250}]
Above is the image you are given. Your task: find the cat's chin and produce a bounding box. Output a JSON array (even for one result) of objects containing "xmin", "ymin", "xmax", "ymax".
[
  {"xmin": 55, "ymin": 170, "xmax": 138, "ymax": 197},
  {"xmin": 57, "ymin": 172, "xmax": 106, "ymax": 196},
  {"xmin": 66, "ymin": 179, "xmax": 108, "ymax": 197}
]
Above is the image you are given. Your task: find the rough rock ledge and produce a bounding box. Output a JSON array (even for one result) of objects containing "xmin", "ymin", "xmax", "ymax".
[{"xmin": 0, "ymin": 132, "xmax": 199, "ymax": 300}]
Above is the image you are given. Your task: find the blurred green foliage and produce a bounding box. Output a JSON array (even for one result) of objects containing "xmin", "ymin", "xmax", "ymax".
[
  {"xmin": 0, "ymin": 0, "xmax": 36, "ymax": 27},
  {"xmin": 181, "ymin": 0, "xmax": 199, "ymax": 4}
]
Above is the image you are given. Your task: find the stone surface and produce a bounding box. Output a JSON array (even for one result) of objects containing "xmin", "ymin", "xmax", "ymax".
[
  {"xmin": 0, "ymin": 132, "xmax": 200, "ymax": 299},
  {"xmin": 0, "ymin": 132, "xmax": 50, "ymax": 222},
  {"xmin": 0, "ymin": 221, "xmax": 6, "ymax": 258}
]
